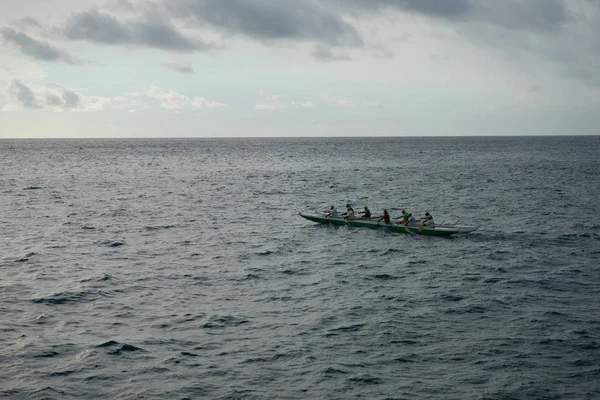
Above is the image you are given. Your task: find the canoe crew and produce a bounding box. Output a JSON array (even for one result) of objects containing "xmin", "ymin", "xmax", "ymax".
[
  {"xmin": 422, "ymin": 212, "xmax": 435, "ymax": 228},
  {"xmin": 359, "ymin": 206, "xmax": 371, "ymax": 219},
  {"xmin": 326, "ymin": 205, "xmax": 339, "ymax": 218},
  {"xmin": 407, "ymin": 213, "xmax": 416, "ymax": 226},
  {"xmin": 377, "ymin": 209, "xmax": 391, "ymax": 225},
  {"xmin": 342, "ymin": 204, "xmax": 355, "ymax": 218}
]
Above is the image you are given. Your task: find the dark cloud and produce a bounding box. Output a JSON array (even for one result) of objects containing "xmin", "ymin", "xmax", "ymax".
[
  {"xmin": 473, "ymin": 0, "xmax": 570, "ymax": 33},
  {"xmin": 167, "ymin": 0, "xmax": 363, "ymax": 47},
  {"xmin": 64, "ymin": 10, "xmax": 130, "ymax": 44},
  {"xmin": 64, "ymin": 10, "xmax": 205, "ymax": 52},
  {"xmin": 1, "ymin": 28, "xmax": 77, "ymax": 64},
  {"xmin": 340, "ymin": 0, "xmax": 569, "ymax": 32},
  {"xmin": 135, "ymin": 18, "xmax": 199, "ymax": 51},
  {"xmin": 162, "ymin": 62, "xmax": 195, "ymax": 74},
  {"xmin": 340, "ymin": 0, "xmax": 471, "ymax": 19},
  {"xmin": 7, "ymin": 79, "xmax": 40, "ymax": 108}
]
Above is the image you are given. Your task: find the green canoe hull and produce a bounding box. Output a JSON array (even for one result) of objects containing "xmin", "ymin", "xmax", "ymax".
[{"xmin": 299, "ymin": 213, "xmax": 459, "ymax": 237}]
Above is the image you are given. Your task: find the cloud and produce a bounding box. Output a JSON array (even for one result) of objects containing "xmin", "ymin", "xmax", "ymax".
[
  {"xmin": 342, "ymin": 0, "xmax": 568, "ymax": 31},
  {"xmin": 6, "ymin": 79, "xmax": 41, "ymax": 109},
  {"xmin": 292, "ymin": 100, "xmax": 316, "ymax": 108},
  {"xmin": 63, "ymin": 9, "xmax": 210, "ymax": 52},
  {"xmin": 320, "ymin": 92, "xmax": 353, "ymax": 107},
  {"xmin": 167, "ymin": 0, "xmax": 363, "ymax": 47},
  {"xmin": 162, "ymin": 62, "xmax": 195, "ymax": 74},
  {"xmin": 144, "ymin": 85, "xmax": 190, "ymax": 108},
  {"xmin": 143, "ymin": 85, "xmax": 226, "ymax": 109},
  {"xmin": 192, "ymin": 96, "xmax": 227, "ymax": 108},
  {"xmin": 1, "ymin": 28, "xmax": 78, "ymax": 64},
  {"xmin": 255, "ymin": 91, "xmax": 314, "ymax": 110},
  {"xmin": 255, "ymin": 92, "xmax": 286, "ymax": 110},
  {"xmin": 311, "ymin": 45, "xmax": 352, "ymax": 62},
  {"xmin": 15, "ymin": 17, "xmax": 43, "ymax": 30},
  {"xmin": 342, "ymin": 0, "xmax": 472, "ymax": 19},
  {"xmin": 2, "ymin": 80, "xmax": 134, "ymax": 112}
]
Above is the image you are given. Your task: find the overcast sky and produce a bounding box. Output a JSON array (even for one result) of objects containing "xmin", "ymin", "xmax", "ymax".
[{"xmin": 1, "ymin": 0, "xmax": 599, "ymax": 138}]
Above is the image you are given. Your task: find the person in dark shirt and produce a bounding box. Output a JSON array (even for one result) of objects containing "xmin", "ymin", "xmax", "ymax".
[
  {"xmin": 359, "ymin": 206, "xmax": 371, "ymax": 219},
  {"xmin": 377, "ymin": 209, "xmax": 391, "ymax": 225}
]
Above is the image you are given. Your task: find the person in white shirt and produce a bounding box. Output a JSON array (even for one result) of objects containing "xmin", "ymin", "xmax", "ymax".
[
  {"xmin": 421, "ymin": 212, "xmax": 435, "ymax": 228},
  {"xmin": 326, "ymin": 205, "xmax": 339, "ymax": 218},
  {"xmin": 342, "ymin": 204, "xmax": 355, "ymax": 218}
]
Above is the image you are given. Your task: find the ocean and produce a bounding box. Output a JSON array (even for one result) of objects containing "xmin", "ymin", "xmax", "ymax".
[{"xmin": 1, "ymin": 136, "xmax": 599, "ymax": 399}]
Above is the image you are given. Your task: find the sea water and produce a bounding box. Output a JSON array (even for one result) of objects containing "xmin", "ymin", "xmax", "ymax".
[{"xmin": 1, "ymin": 136, "xmax": 599, "ymax": 399}]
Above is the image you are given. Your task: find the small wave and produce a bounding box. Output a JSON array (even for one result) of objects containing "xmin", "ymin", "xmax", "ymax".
[
  {"xmin": 32, "ymin": 290, "xmax": 99, "ymax": 305},
  {"xmin": 441, "ymin": 294, "xmax": 464, "ymax": 302},
  {"xmin": 369, "ymin": 274, "xmax": 398, "ymax": 281},
  {"xmin": 97, "ymin": 239, "xmax": 125, "ymax": 247},
  {"xmin": 80, "ymin": 274, "xmax": 113, "ymax": 283},
  {"xmin": 96, "ymin": 340, "xmax": 144, "ymax": 355},
  {"xmin": 256, "ymin": 250, "xmax": 277, "ymax": 256},
  {"xmin": 348, "ymin": 375, "xmax": 382, "ymax": 385},
  {"xmin": 322, "ymin": 367, "xmax": 348, "ymax": 375},
  {"xmin": 329, "ymin": 323, "xmax": 366, "ymax": 333},
  {"xmin": 567, "ymin": 367, "xmax": 600, "ymax": 379},
  {"xmin": 34, "ymin": 351, "xmax": 59, "ymax": 358},
  {"xmin": 202, "ymin": 315, "xmax": 249, "ymax": 329},
  {"xmin": 393, "ymin": 357, "xmax": 417, "ymax": 363},
  {"xmin": 382, "ymin": 248, "xmax": 402, "ymax": 255},
  {"xmin": 483, "ymin": 277, "xmax": 502, "ymax": 284},
  {"xmin": 145, "ymin": 225, "xmax": 176, "ymax": 230},
  {"xmin": 48, "ymin": 369, "xmax": 78, "ymax": 377},
  {"xmin": 281, "ymin": 268, "xmax": 308, "ymax": 275},
  {"xmin": 445, "ymin": 304, "xmax": 487, "ymax": 314},
  {"xmin": 240, "ymin": 273, "xmax": 262, "ymax": 281}
]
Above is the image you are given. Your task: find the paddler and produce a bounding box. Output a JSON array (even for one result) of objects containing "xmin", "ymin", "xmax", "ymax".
[
  {"xmin": 358, "ymin": 205, "xmax": 371, "ymax": 219},
  {"xmin": 342, "ymin": 204, "xmax": 355, "ymax": 219},
  {"xmin": 397, "ymin": 209, "xmax": 409, "ymax": 225},
  {"xmin": 376, "ymin": 209, "xmax": 391, "ymax": 225},
  {"xmin": 326, "ymin": 205, "xmax": 339, "ymax": 218},
  {"xmin": 421, "ymin": 212, "xmax": 435, "ymax": 227}
]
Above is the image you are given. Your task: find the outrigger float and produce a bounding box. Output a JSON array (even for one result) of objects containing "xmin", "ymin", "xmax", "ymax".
[{"xmin": 299, "ymin": 212, "xmax": 479, "ymax": 237}]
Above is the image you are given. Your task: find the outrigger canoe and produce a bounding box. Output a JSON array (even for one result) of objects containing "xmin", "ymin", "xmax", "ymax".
[{"xmin": 299, "ymin": 212, "xmax": 478, "ymax": 237}]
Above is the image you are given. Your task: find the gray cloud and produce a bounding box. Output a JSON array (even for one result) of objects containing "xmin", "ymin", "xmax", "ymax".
[
  {"xmin": 63, "ymin": 10, "xmax": 206, "ymax": 52},
  {"xmin": 17, "ymin": 17, "xmax": 42, "ymax": 29},
  {"xmin": 340, "ymin": 0, "xmax": 471, "ymax": 19},
  {"xmin": 45, "ymin": 93, "xmax": 62, "ymax": 106},
  {"xmin": 471, "ymin": 0, "xmax": 570, "ymax": 33},
  {"xmin": 167, "ymin": 0, "xmax": 363, "ymax": 47},
  {"xmin": 162, "ymin": 62, "xmax": 195, "ymax": 74},
  {"xmin": 7, "ymin": 79, "xmax": 41, "ymax": 108},
  {"xmin": 1, "ymin": 28, "xmax": 78, "ymax": 64},
  {"xmin": 339, "ymin": 0, "xmax": 570, "ymax": 32},
  {"xmin": 61, "ymin": 89, "xmax": 81, "ymax": 108},
  {"xmin": 312, "ymin": 45, "xmax": 352, "ymax": 62},
  {"xmin": 64, "ymin": 10, "xmax": 130, "ymax": 44}
]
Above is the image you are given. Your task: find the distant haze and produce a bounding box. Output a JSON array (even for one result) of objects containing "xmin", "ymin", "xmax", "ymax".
[{"xmin": 1, "ymin": 0, "xmax": 599, "ymax": 138}]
